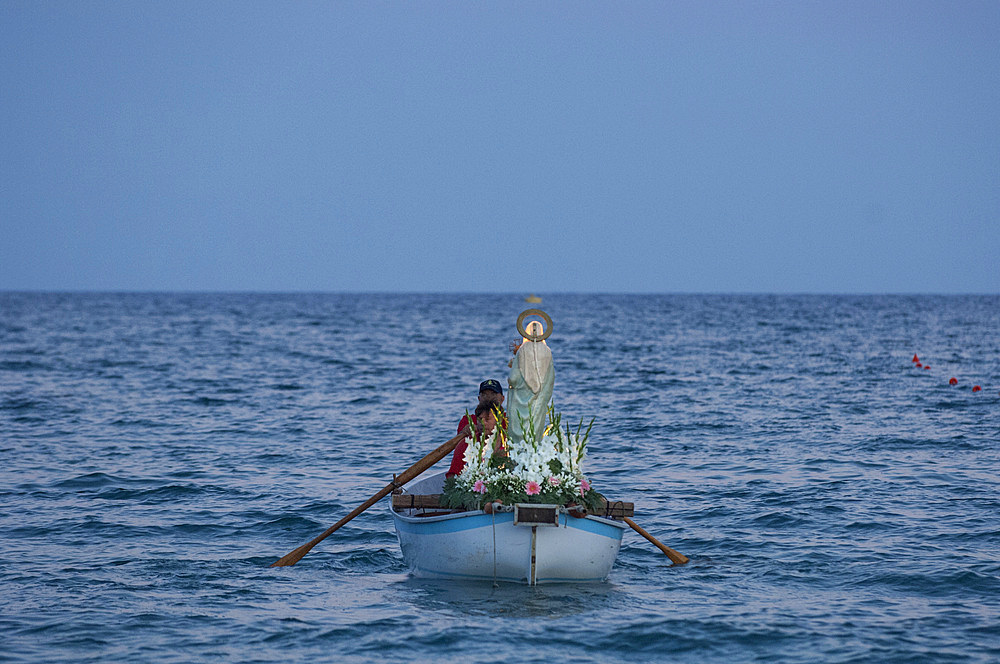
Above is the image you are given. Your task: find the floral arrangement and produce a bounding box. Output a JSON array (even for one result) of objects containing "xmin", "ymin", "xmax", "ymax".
[{"xmin": 441, "ymin": 405, "xmax": 605, "ymax": 512}]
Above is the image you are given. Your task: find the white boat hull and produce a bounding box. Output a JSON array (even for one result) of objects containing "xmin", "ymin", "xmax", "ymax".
[{"xmin": 390, "ymin": 472, "xmax": 625, "ymax": 584}]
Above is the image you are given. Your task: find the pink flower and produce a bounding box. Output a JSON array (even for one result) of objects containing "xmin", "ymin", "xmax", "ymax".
[
  {"xmin": 525, "ymin": 481, "xmax": 541, "ymax": 496},
  {"xmin": 473, "ymin": 480, "xmax": 487, "ymax": 494},
  {"xmin": 579, "ymin": 478, "xmax": 591, "ymax": 497},
  {"xmin": 547, "ymin": 476, "xmax": 561, "ymax": 487}
]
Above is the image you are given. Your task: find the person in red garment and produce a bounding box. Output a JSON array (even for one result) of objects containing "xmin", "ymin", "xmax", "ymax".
[
  {"xmin": 446, "ymin": 401, "xmax": 505, "ymax": 478},
  {"xmin": 446, "ymin": 380, "xmax": 507, "ymax": 477}
]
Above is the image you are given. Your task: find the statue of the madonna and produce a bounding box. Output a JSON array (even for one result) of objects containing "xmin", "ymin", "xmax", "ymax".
[{"xmin": 507, "ymin": 312, "xmax": 554, "ymax": 448}]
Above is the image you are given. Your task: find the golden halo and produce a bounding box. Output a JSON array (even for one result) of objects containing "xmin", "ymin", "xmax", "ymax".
[{"xmin": 516, "ymin": 309, "xmax": 553, "ymax": 342}]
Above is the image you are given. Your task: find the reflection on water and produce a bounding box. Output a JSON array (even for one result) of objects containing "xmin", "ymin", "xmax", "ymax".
[{"xmin": 392, "ymin": 577, "xmax": 628, "ymax": 620}]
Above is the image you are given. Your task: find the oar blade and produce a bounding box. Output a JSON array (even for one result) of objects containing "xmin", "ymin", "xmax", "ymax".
[
  {"xmin": 270, "ymin": 544, "xmax": 311, "ymax": 568},
  {"xmin": 268, "ymin": 429, "xmax": 469, "ymax": 568}
]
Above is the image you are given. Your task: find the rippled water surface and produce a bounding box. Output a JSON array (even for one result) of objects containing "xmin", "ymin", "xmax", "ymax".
[{"xmin": 2, "ymin": 293, "xmax": 999, "ymax": 663}]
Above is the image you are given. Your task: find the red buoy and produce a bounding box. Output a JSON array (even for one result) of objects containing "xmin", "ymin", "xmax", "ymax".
[
  {"xmin": 912, "ymin": 354, "xmax": 919, "ymax": 363},
  {"xmin": 915, "ymin": 362, "xmax": 922, "ymax": 368},
  {"xmin": 924, "ymin": 365, "xmax": 931, "ymax": 370},
  {"xmin": 972, "ymin": 385, "xmax": 982, "ymax": 392},
  {"xmin": 949, "ymin": 377, "xmax": 958, "ymax": 385}
]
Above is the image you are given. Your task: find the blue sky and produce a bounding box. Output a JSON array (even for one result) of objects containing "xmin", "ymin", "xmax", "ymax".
[{"xmin": 2, "ymin": 1, "xmax": 998, "ymax": 293}]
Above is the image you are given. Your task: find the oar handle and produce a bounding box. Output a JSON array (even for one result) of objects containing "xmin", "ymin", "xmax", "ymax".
[
  {"xmin": 270, "ymin": 428, "xmax": 470, "ymax": 567},
  {"xmin": 624, "ymin": 517, "xmax": 689, "ymax": 565}
]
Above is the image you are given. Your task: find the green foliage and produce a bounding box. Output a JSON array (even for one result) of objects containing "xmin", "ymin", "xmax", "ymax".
[
  {"xmin": 440, "ymin": 474, "xmax": 479, "ymax": 510},
  {"xmin": 547, "ymin": 458, "xmax": 563, "ymax": 475},
  {"xmin": 516, "ymin": 404, "xmax": 540, "ymax": 450},
  {"xmin": 489, "ymin": 453, "xmax": 511, "ymax": 471},
  {"xmin": 581, "ymin": 488, "xmax": 606, "ymax": 513},
  {"xmin": 441, "ymin": 472, "xmax": 606, "ymax": 512}
]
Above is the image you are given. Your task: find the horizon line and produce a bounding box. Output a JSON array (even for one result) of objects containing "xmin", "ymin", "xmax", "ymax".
[{"xmin": 2, "ymin": 289, "xmax": 999, "ymax": 297}]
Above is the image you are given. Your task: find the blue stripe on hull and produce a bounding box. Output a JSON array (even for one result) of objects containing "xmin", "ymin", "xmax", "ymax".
[
  {"xmin": 393, "ymin": 512, "xmax": 513, "ymax": 535},
  {"xmin": 556, "ymin": 513, "xmax": 625, "ymax": 540},
  {"xmin": 393, "ymin": 510, "xmax": 624, "ymax": 540}
]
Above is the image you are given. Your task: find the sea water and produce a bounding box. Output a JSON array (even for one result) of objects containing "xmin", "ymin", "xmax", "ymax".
[{"xmin": 1, "ymin": 293, "xmax": 998, "ymax": 663}]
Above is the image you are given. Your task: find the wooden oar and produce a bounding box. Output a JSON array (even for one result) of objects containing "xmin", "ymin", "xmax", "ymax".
[
  {"xmin": 624, "ymin": 516, "xmax": 689, "ymax": 565},
  {"xmin": 270, "ymin": 428, "xmax": 470, "ymax": 567}
]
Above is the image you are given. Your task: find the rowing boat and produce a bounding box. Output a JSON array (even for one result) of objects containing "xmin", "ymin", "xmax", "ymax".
[{"xmin": 390, "ymin": 471, "xmax": 628, "ymax": 584}]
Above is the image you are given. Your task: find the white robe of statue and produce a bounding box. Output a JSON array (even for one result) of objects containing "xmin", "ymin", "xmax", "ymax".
[{"xmin": 507, "ymin": 321, "xmax": 554, "ymax": 447}]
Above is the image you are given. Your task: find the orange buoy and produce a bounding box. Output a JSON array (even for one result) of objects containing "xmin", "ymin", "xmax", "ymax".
[
  {"xmin": 949, "ymin": 377, "xmax": 958, "ymax": 385},
  {"xmin": 972, "ymin": 385, "xmax": 982, "ymax": 392}
]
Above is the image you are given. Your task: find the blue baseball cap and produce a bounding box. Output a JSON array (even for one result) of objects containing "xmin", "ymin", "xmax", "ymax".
[{"xmin": 479, "ymin": 379, "xmax": 503, "ymax": 395}]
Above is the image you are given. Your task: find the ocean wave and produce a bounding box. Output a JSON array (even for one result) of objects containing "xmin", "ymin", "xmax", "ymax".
[{"xmin": 3, "ymin": 293, "xmax": 1000, "ymax": 664}]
